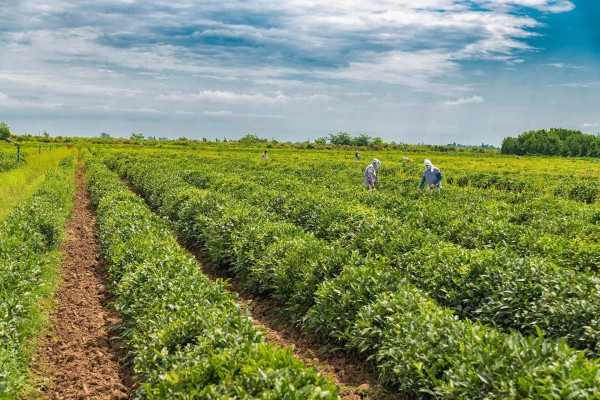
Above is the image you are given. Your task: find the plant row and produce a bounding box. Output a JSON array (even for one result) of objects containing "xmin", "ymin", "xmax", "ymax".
[
  {"xmin": 173, "ymin": 151, "xmax": 600, "ymax": 274},
  {"xmin": 104, "ymin": 151, "xmax": 600, "ymax": 356},
  {"xmin": 219, "ymin": 171, "xmax": 600, "ymax": 355},
  {"xmin": 444, "ymin": 170, "xmax": 600, "ymax": 203},
  {"xmin": 102, "ymin": 152, "xmax": 600, "ymax": 398},
  {"xmin": 155, "ymin": 150, "xmax": 599, "ymax": 250},
  {"xmin": 0, "ymin": 154, "xmax": 76, "ymax": 396},
  {"xmin": 84, "ymin": 156, "xmax": 339, "ymax": 399}
]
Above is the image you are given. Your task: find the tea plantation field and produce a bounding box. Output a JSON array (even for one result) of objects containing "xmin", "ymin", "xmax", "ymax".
[
  {"xmin": 1, "ymin": 141, "xmax": 599, "ymax": 398},
  {"xmin": 95, "ymin": 143, "xmax": 600, "ymax": 398}
]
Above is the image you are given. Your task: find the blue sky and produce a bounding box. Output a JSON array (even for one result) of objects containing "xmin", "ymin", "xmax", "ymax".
[{"xmin": 1, "ymin": 0, "xmax": 598, "ymax": 145}]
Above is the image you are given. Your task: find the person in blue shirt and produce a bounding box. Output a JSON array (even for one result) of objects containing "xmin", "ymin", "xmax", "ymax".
[
  {"xmin": 364, "ymin": 158, "xmax": 381, "ymax": 191},
  {"xmin": 419, "ymin": 158, "xmax": 442, "ymax": 190}
]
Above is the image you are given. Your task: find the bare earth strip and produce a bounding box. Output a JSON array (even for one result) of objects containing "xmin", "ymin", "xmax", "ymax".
[
  {"xmin": 198, "ymin": 258, "xmax": 395, "ymax": 400},
  {"xmin": 31, "ymin": 162, "xmax": 132, "ymax": 399}
]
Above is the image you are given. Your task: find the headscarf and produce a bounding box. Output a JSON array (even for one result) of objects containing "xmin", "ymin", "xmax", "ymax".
[
  {"xmin": 424, "ymin": 158, "xmax": 434, "ymax": 171},
  {"xmin": 372, "ymin": 158, "xmax": 381, "ymax": 170}
]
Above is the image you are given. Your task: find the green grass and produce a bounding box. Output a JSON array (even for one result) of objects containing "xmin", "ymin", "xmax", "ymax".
[
  {"xmin": 0, "ymin": 147, "xmax": 72, "ymax": 220},
  {"xmin": 0, "ymin": 155, "xmax": 76, "ymax": 397}
]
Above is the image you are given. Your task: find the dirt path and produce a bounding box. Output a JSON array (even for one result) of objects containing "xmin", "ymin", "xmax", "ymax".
[
  {"xmin": 199, "ymin": 259, "xmax": 393, "ymax": 399},
  {"xmin": 31, "ymin": 162, "xmax": 132, "ymax": 399}
]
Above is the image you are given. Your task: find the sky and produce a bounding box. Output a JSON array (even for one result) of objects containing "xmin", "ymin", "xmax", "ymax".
[{"xmin": 1, "ymin": 0, "xmax": 599, "ymax": 146}]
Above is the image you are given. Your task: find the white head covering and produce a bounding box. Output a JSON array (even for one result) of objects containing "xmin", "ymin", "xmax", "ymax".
[
  {"xmin": 424, "ymin": 158, "xmax": 434, "ymax": 171},
  {"xmin": 371, "ymin": 158, "xmax": 381, "ymax": 170}
]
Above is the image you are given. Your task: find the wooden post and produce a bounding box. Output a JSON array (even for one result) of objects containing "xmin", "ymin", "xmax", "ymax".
[{"xmin": 3, "ymin": 138, "xmax": 20, "ymax": 164}]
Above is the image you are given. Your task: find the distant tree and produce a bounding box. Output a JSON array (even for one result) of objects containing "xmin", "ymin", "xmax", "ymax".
[
  {"xmin": 131, "ymin": 132, "xmax": 145, "ymax": 140},
  {"xmin": 0, "ymin": 121, "xmax": 21, "ymax": 161},
  {"xmin": 354, "ymin": 134, "xmax": 372, "ymax": 147},
  {"xmin": 564, "ymin": 133, "xmax": 591, "ymax": 157},
  {"xmin": 0, "ymin": 122, "xmax": 11, "ymax": 142},
  {"xmin": 42, "ymin": 130, "xmax": 50, "ymax": 138},
  {"xmin": 239, "ymin": 133, "xmax": 268, "ymax": 144},
  {"xmin": 371, "ymin": 136, "xmax": 384, "ymax": 146},
  {"xmin": 314, "ymin": 137, "xmax": 327, "ymax": 145},
  {"xmin": 501, "ymin": 137, "xmax": 520, "ymax": 155},
  {"xmin": 329, "ymin": 132, "xmax": 353, "ymax": 145},
  {"xmin": 501, "ymin": 128, "xmax": 600, "ymax": 156},
  {"xmin": 99, "ymin": 132, "xmax": 111, "ymax": 138}
]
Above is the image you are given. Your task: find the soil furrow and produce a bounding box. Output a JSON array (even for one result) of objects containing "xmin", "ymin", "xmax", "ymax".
[
  {"xmin": 31, "ymin": 161, "xmax": 133, "ymax": 399},
  {"xmin": 191, "ymin": 252, "xmax": 392, "ymax": 399}
]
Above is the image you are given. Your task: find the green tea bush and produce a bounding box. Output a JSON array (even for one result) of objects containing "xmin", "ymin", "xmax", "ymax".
[
  {"xmin": 258, "ymin": 235, "xmax": 352, "ymax": 324},
  {"xmin": 98, "ymin": 149, "xmax": 600, "ymax": 397},
  {"xmin": 86, "ymin": 157, "xmax": 339, "ymax": 398},
  {"xmin": 108, "ymin": 152, "xmax": 600, "ymax": 354},
  {"xmin": 231, "ymin": 220, "xmax": 305, "ymax": 284},
  {"xmin": 0, "ymin": 154, "xmax": 75, "ymax": 396},
  {"xmin": 352, "ymin": 291, "xmax": 600, "ymax": 398},
  {"xmin": 302, "ymin": 258, "xmax": 404, "ymax": 342}
]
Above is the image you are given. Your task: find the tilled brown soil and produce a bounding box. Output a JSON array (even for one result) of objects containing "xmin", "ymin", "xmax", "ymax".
[
  {"xmin": 31, "ymin": 163, "xmax": 132, "ymax": 399},
  {"xmin": 199, "ymin": 260, "xmax": 395, "ymax": 400}
]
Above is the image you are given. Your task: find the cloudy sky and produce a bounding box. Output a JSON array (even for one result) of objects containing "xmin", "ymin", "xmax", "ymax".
[{"xmin": 1, "ymin": 0, "xmax": 598, "ymax": 145}]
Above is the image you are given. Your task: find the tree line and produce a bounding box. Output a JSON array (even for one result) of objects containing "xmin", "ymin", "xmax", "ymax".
[{"xmin": 501, "ymin": 128, "xmax": 600, "ymax": 157}]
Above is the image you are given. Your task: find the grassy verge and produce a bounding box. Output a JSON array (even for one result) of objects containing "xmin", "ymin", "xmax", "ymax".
[
  {"xmin": 0, "ymin": 148, "xmax": 72, "ymax": 220},
  {"xmin": 0, "ymin": 155, "xmax": 76, "ymax": 397}
]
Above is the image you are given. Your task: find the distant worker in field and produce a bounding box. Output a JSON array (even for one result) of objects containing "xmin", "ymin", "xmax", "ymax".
[
  {"xmin": 419, "ymin": 158, "xmax": 443, "ymax": 190},
  {"xmin": 262, "ymin": 150, "xmax": 268, "ymax": 159},
  {"xmin": 355, "ymin": 150, "xmax": 360, "ymax": 160},
  {"xmin": 364, "ymin": 158, "xmax": 381, "ymax": 191},
  {"xmin": 403, "ymin": 156, "xmax": 411, "ymax": 163}
]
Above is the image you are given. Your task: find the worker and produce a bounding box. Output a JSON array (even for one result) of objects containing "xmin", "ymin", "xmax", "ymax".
[
  {"xmin": 419, "ymin": 158, "xmax": 442, "ymax": 190},
  {"xmin": 364, "ymin": 158, "xmax": 381, "ymax": 191}
]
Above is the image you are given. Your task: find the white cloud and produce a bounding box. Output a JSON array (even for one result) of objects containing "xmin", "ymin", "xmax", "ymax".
[
  {"xmin": 204, "ymin": 110, "xmax": 233, "ymax": 116},
  {"xmin": 0, "ymin": 0, "xmax": 576, "ymax": 97},
  {"xmin": 473, "ymin": 0, "xmax": 574, "ymax": 13},
  {"xmin": 0, "ymin": 69, "xmax": 144, "ymax": 98},
  {"xmin": 443, "ymin": 95, "xmax": 484, "ymax": 105},
  {"xmin": 582, "ymin": 122, "xmax": 599, "ymax": 128},
  {"xmin": 562, "ymin": 82, "xmax": 600, "ymax": 88},
  {"xmin": 159, "ymin": 90, "xmax": 289, "ymax": 104},
  {"xmin": 317, "ymin": 50, "xmax": 461, "ymax": 91},
  {"xmin": 0, "ymin": 89, "xmax": 63, "ymax": 109},
  {"xmin": 203, "ymin": 110, "xmax": 283, "ymax": 119}
]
